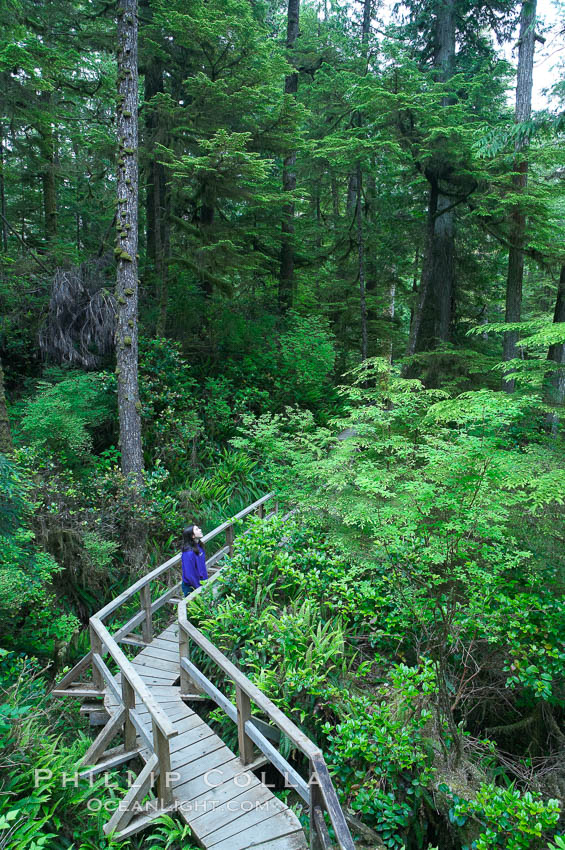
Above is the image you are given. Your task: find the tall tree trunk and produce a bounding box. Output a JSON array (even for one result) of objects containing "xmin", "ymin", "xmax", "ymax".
[
  {"xmin": 279, "ymin": 0, "xmax": 299, "ymax": 311},
  {"xmin": 155, "ymin": 185, "xmax": 170, "ymax": 336},
  {"xmin": 356, "ymin": 163, "xmax": 368, "ymax": 361},
  {"xmin": 199, "ymin": 193, "xmax": 215, "ymax": 299},
  {"xmin": 409, "ymin": 0, "xmax": 456, "ymax": 355},
  {"xmin": 502, "ymin": 0, "xmax": 537, "ymax": 391},
  {"xmin": 544, "ymin": 265, "xmax": 565, "ymax": 432},
  {"xmin": 0, "ymin": 359, "xmax": 12, "ymax": 455},
  {"xmin": 0, "ymin": 124, "xmax": 7, "ymax": 252},
  {"xmin": 143, "ymin": 48, "xmax": 166, "ymax": 270},
  {"xmin": 116, "ymin": 0, "xmax": 145, "ymax": 572},
  {"xmin": 39, "ymin": 93, "xmax": 57, "ymax": 245},
  {"xmin": 116, "ymin": 0, "xmax": 143, "ymax": 482}
]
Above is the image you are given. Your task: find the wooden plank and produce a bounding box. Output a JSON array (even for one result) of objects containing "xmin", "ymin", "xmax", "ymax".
[
  {"xmin": 310, "ymin": 753, "xmax": 355, "ymax": 850},
  {"xmin": 81, "ymin": 707, "xmax": 126, "ymax": 767},
  {"xmin": 113, "ymin": 804, "xmax": 176, "ymax": 841},
  {"xmin": 138, "ymin": 638, "xmax": 179, "ymax": 661},
  {"xmin": 83, "ymin": 710, "xmax": 110, "ymax": 727},
  {"xmin": 207, "ymin": 809, "xmax": 302, "ymax": 850},
  {"xmin": 137, "ymin": 671, "xmax": 178, "ymax": 687},
  {"xmin": 207, "ymin": 545, "xmax": 229, "ymax": 568},
  {"xmin": 313, "ymin": 806, "xmax": 332, "ymax": 850},
  {"xmin": 120, "ymin": 636, "xmax": 148, "ymax": 648},
  {"xmin": 78, "ymin": 746, "xmax": 141, "ymax": 780},
  {"xmin": 236, "ymin": 686, "xmax": 254, "ymax": 765},
  {"xmin": 134, "ymin": 701, "xmax": 187, "ymax": 720},
  {"xmin": 103, "ymin": 753, "xmax": 159, "ymax": 835},
  {"xmin": 248, "ymin": 716, "xmax": 280, "ymax": 744},
  {"xmin": 200, "ymin": 791, "xmax": 286, "ymax": 846},
  {"xmin": 205, "ymin": 493, "xmax": 274, "ymax": 540},
  {"xmin": 129, "ymin": 708, "xmax": 154, "ymax": 751},
  {"xmin": 115, "ymin": 583, "xmax": 184, "ymax": 645},
  {"xmin": 90, "ymin": 617, "xmax": 178, "ymax": 740},
  {"xmin": 169, "ymin": 722, "xmax": 214, "ymax": 755},
  {"xmin": 54, "ymin": 651, "xmax": 92, "ymax": 690},
  {"xmin": 93, "ymin": 494, "xmax": 271, "ymax": 630},
  {"xmin": 137, "ymin": 645, "xmax": 179, "ymax": 663},
  {"xmin": 180, "ymin": 658, "xmax": 237, "ymax": 722},
  {"xmin": 173, "ymin": 754, "xmax": 240, "ymax": 797},
  {"xmin": 188, "ymin": 772, "xmax": 262, "ymax": 822},
  {"xmin": 243, "ymin": 833, "xmax": 308, "ymax": 850},
  {"xmin": 191, "ymin": 783, "xmax": 270, "ymax": 838},
  {"xmin": 122, "ymin": 678, "xmax": 137, "ymax": 752},
  {"xmin": 51, "ymin": 688, "xmax": 105, "ymax": 699},
  {"xmin": 94, "ymin": 554, "xmax": 181, "ymax": 622},
  {"xmin": 92, "ymin": 653, "xmax": 122, "ymax": 705},
  {"xmin": 171, "ymin": 733, "xmax": 225, "ymax": 770},
  {"xmin": 244, "ymin": 720, "xmax": 309, "ymax": 803},
  {"xmin": 154, "ymin": 722, "xmax": 174, "ymax": 806},
  {"xmin": 137, "ymin": 713, "xmax": 201, "ymax": 742},
  {"xmin": 177, "ymin": 620, "xmax": 318, "ymax": 758},
  {"xmin": 135, "ymin": 665, "xmax": 178, "ymax": 681}
]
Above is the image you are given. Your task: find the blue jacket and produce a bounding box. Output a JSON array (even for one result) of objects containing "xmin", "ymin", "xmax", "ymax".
[{"xmin": 181, "ymin": 545, "xmax": 208, "ymax": 589}]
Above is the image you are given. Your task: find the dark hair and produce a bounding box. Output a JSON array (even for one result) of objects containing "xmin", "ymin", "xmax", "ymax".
[{"xmin": 182, "ymin": 525, "xmax": 204, "ymax": 554}]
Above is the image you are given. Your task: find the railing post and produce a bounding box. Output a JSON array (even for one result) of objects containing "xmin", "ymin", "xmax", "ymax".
[
  {"xmin": 256, "ymin": 503, "xmax": 264, "ymax": 519},
  {"xmin": 309, "ymin": 760, "xmax": 324, "ymax": 850},
  {"xmin": 154, "ymin": 721, "xmax": 173, "ymax": 806},
  {"xmin": 236, "ymin": 685, "xmax": 254, "ymax": 765},
  {"xmin": 140, "ymin": 584, "xmax": 153, "ymax": 643},
  {"xmin": 122, "ymin": 676, "xmax": 137, "ymax": 752},
  {"xmin": 226, "ymin": 523, "xmax": 234, "ymax": 556},
  {"xmin": 90, "ymin": 623, "xmax": 103, "ymax": 690},
  {"xmin": 275, "ymin": 499, "xmax": 279, "ymax": 514},
  {"xmin": 179, "ymin": 624, "xmax": 191, "ymax": 695}
]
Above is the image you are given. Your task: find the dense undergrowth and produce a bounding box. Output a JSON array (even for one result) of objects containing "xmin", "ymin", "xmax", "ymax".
[{"xmin": 1, "ymin": 339, "xmax": 564, "ymax": 849}]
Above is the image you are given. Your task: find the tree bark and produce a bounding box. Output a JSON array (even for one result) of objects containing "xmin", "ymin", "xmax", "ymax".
[
  {"xmin": 409, "ymin": 0, "xmax": 456, "ymax": 355},
  {"xmin": 279, "ymin": 0, "xmax": 300, "ymax": 311},
  {"xmin": 503, "ymin": 0, "xmax": 537, "ymax": 392},
  {"xmin": 356, "ymin": 163, "xmax": 368, "ymax": 361},
  {"xmin": 0, "ymin": 359, "xmax": 12, "ymax": 455},
  {"xmin": 544, "ymin": 265, "xmax": 565, "ymax": 432},
  {"xmin": 115, "ymin": 0, "xmax": 143, "ymax": 484},
  {"xmin": 39, "ymin": 93, "xmax": 57, "ymax": 244},
  {"xmin": 0, "ymin": 124, "xmax": 7, "ymax": 252}
]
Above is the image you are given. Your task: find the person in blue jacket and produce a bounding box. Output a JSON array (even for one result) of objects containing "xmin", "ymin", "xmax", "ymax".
[{"xmin": 181, "ymin": 524, "xmax": 208, "ymax": 596}]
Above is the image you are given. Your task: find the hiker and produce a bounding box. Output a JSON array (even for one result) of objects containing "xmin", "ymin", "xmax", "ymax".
[{"xmin": 181, "ymin": 524, "xmax": 208, "ymax": 597}]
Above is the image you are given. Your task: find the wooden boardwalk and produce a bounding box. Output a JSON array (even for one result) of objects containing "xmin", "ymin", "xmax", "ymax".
[
  {"xmin": 52, "ymin": 494, "xmax": 355, "ymax": 850},
  {"xmin": 106, "ymin": 622, "xmax": 307, "ymax": 848}
]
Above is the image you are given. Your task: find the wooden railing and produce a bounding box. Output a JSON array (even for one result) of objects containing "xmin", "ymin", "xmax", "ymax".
[
  {"xmin": 54, "ymin": 493, "xmax": 276, "ymax": 838},
  {"xmin": 177, "ymin": 602, "xmax": 355, "ymax": 850},
  {"xmin": 55, "ymin": 492, "xmax": 354, "ymax": 847}
]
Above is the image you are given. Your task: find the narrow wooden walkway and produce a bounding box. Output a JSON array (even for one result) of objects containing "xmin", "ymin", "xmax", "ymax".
[
  {"xmin": 53, "ymin": 494, "xmax": 355, "ymax": 850},
  {"xmin": 106, "ymin": 622, "xmax": 307, "ymax": 849}
]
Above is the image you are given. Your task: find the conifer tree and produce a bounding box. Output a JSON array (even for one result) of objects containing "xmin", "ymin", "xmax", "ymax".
[
  {"xmin": 115, "ymin": 0, "xmax": 144, "ymax": 486},
  {"xmin": 502, "ymin": 0, "xmax": 538, "ymax": 390},
  {"xmin": 279, "ymin": 0, "xmax": 300, "ymax": 311}
]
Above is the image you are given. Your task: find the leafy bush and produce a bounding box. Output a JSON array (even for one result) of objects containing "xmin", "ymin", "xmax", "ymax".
[
  {"xmin": 445, "ymin": 783, "xmax": 561, "ymax": 850},
  {"xmin": 0, "ymin": 455, "xmax": 79, "ymax": 657},
  {"xmin": 19, "ymin": 371, "xmax": 115, "ymax": 465}
]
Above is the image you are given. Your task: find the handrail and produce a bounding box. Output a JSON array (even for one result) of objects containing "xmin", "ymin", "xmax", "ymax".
[
  {"xmin": 94, "ymin": 492, "xmax": 274, "ymax": 623},
  {"xmin": 177, "ymin": 604, "xmax": 355, "ymax": 850},
  {"xmin": 90, "ymin": 616, "xmax": 178, "ymax": 740}
]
